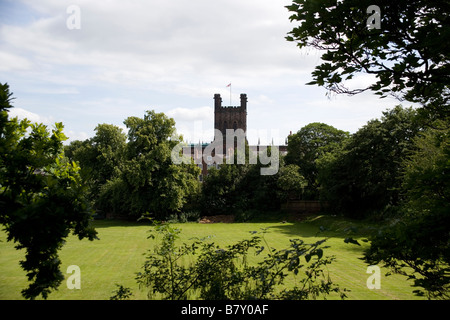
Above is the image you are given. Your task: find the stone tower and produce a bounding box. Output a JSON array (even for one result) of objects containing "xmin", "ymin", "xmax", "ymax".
[{"xmin": 214, "ymin": 93, "xmax": 247, "ymax": 138}]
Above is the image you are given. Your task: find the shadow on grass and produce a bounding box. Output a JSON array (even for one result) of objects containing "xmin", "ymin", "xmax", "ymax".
[
  {"xmin": 264, "ymin": 222, "xmax": 323, "ymax": 239},
  {"xmin": 263, "ymin": 214, "xmax": 377, "ymax": 243},
  {"xmin": 91, "ymin": 213, "xmax": 379, "ymax": 250}
]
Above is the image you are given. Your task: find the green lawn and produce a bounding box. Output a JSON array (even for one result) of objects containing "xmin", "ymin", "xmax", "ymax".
[{"xmin": 0, "ymin": 215, "xmax": 424, "ymax": 300}]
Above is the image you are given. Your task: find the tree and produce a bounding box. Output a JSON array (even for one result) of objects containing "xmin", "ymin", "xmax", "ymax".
[
  {"xmin": 201, "ymin": 163, "xmax": 248, "ymax": 216},
  {"xmin": 285, "ymin": 122, "xmax": 349, "ymax": 199},
  {"xmin": 0, "ymin": 83, "xmax": 97, "ymax": 299},
  {"xmin": 317, "ymin": 106, "xmax": 422, "ymax": 218},
  {"xmin": 365, "ymin": 122, "xmax": 450, "ymax": 298},
  {"xmin": 65, "ymin": 123, "xmax": 127, "ymax": 207},
  {"xmin": 276, "ymin": 164, "xmax": 308, "ymax": 201},
  {"xmin": 286, "ymin": 0, "xmax": 450, "ymax": 118},
  {"xmin": 200, "ymin": 145, "xmax": 283, "ymax": 219},
  {"xmin": 97, "ymin": 110, "xmax": 200, "ymax": 219},
  {"xmin": 237, "ymin": 155, "xmax": 282, "ymax": 214},
  {"xmin": 86, "ymin": 123, "xmax": 126, "ymax": 187}
]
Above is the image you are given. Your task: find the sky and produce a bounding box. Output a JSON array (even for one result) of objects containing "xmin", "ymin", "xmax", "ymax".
[{"xmin": 0, "ymin": 0, "xmax": 413, "ymax": 145}]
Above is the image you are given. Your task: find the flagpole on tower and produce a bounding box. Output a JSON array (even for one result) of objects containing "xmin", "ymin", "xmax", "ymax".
[{"xmin": 227, "ymin": 83, "xmax": 231, "ymax": 105}]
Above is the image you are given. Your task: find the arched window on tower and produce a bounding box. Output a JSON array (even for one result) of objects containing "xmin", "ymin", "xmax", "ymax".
[{"xmin": 233, "ymin": 121, "xmax": 238, "ymax": 130}]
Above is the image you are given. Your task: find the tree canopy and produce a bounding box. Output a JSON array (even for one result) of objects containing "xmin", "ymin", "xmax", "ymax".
[
  {"xmin": 365, "ymin": 122, "xmax": 450, "ymax": 298},
  {"xmin": 286, "ymin": 0, "xmax": 450, "ymax": 117},
  {"xmin": 65, "ymin": 123, "xmax": 127, "ymax": 205},
  {"xmin": 79, "ymin": 111, "xmax": 202, "ymax": 220},
  {"xmin": 0, "ymin": 83, "xmax": 98, "ymax": 299},
  {"xmin": 316, "ymin": 106, "xmax": 422, "ymax": 218},
  {"xmin": 285, "ymin": 122, "xmax": 349, "ymax": 199}
]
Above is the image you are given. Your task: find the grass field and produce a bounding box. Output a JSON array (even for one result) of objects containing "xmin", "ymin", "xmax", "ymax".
[{"xmin": 0, "ymin": 214, "xmax": 424, "ymax": 300}]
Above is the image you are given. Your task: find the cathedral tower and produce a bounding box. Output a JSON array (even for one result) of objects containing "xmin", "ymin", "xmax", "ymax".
[{"xmin": 214, "ymin": 93, "xmax": 247, "ymax": 138}]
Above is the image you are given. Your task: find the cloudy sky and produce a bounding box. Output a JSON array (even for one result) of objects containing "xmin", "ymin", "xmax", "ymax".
[{"xmin": 1, "ymin": 0, "xmax": 410, "ymax": 145}]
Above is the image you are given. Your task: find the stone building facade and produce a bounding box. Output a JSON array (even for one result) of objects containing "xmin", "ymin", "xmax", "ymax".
[{"xmin": 214, "ymin": 93, "xmax": 247, "ymax": 137}]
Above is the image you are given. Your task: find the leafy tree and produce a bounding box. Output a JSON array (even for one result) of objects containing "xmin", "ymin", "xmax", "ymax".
[
  {"xmin": 286, "ymin": 0, "xmax": 450, "ymax": 118},
  {"xmin": 98, "ymin": 111, "xmax": 200, "ymax": 219},
  {"xmin": 285, "ymin": 122, "xmax": 349, "ymax": 199},
  {"xmin": 65, "ymin": 123, "xmax": 126, "ymax": 205},
  {"xmin": 237, "ymin": 157, "xmax": 282, "ymax": 215},
  {"xmin": 317, "ymin": 106, "xmax": 422, "ymax": 218},
  {"xmin": 201, "ymin": 145, "xmax": 283, "ymax": 219},
  {"xmin": 85, "ymin": 123, "xmax": 126, "ymax": 185},
  {"xmin": 365, "ymin": 122, "xmax": 450, "ymax": 299},
  {"xmin": 276, "ymin": 164, "xmax": 308, "ymax": 201},
  {"xmin": 0, "ymin": 83, "xmax": 97, "ymax": 299},
  {"xmin": 401, "ymin": 122, "xmax": 450, "ymax": 217},
  {"xmin": 201, "ymin": 163, "xmax": 248, "ymax": 216}
]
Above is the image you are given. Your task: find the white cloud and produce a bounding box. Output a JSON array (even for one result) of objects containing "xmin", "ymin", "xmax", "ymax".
[
  {"xmin": 65, "ymin": 130, "xmax": 90, "ymax": 143},
  {"xmin": 1, "ymin": 0, "xmax": 304, "ymax": 92},
  {"xmin": 26, "ymin": 86, "xmax": 80, "ymax": 95},
  {"xmin": 0, "ymin": 51, "xmax": 33, "ymax": 71},
  {"xmin": 8, "ymin": 107, "xmax": 54, "ymax": 125},
  {"xmin": 166, "ymin": 106, "xmax": 213, "ymax": 123},
  {"xmin": 166, "ymin": 106, "xmax": 214, "ymax": 143}
]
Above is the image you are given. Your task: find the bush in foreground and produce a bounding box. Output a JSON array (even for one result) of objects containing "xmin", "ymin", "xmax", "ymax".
[{"xmin": 114, "ymin": 222, "xmax": 348, "ymax": 300}]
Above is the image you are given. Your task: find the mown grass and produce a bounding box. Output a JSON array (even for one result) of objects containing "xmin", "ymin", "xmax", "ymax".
[{"xmin": 0, "ymin": 215, "xmax": 424, "ymax": 300}]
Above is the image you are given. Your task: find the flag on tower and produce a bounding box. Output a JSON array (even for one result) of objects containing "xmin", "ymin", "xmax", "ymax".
[{"xmin": 227, "ymin": 83, "xmax": 232, "ymax": 105}]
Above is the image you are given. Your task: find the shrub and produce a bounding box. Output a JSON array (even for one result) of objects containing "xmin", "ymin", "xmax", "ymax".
[{"xmin": 134, "ymin": 223, "xmax": 348, "ymax": 300}]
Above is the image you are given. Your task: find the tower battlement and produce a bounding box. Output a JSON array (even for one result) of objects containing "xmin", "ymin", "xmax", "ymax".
[{"xmin": 214, "ymin": 93, "xmax": 247, "ymax": 136}]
